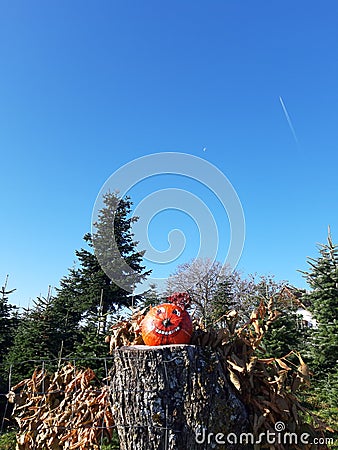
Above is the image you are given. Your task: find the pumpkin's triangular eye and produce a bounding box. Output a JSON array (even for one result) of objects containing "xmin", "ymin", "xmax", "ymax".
[{"xmin": 172, "ymin": 309, "xmax": 181, "ymax": 317}]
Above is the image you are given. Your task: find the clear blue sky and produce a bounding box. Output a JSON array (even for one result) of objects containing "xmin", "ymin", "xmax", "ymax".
[{"xmin": 1, "ymin": 1, "xmax": 337, "ymax": 307}]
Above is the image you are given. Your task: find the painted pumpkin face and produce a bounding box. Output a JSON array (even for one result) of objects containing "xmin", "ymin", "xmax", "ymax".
[{"xmin": 141, "ymin": 303, "xmax": 193, "ymax": 346}]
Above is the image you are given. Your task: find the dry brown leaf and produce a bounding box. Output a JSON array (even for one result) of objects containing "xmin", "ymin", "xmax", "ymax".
[
  {"xmin": 246, "ymin": 357, "xmax": 257, "ymax": 373},
  {"xmin": 275, "ymin": 358, "xmax": 291, "ymax": 371},
  {"xmin": 228, "ymin": 369, "xmax": 241, "ymax": 391},
  {"xmin": 227, "ymin": 359, "xmax": 245, "ymax": 373}
]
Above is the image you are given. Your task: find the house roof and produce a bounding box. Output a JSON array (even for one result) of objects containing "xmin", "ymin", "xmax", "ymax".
[{"xmin": 277, "ymin": 285, "xmax": 309, "ymax": 310}]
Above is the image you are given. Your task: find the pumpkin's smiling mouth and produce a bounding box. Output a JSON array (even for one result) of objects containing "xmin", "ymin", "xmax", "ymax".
[{"xmin": 155, "ymin": 326, "xmax": 180, "ymax": 336}]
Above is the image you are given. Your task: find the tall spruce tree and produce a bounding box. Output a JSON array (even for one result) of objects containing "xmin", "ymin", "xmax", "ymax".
[
  {"xmin": 301, "ymin": 230, "xmax": 338, "ymax": 375},
  {"xmin": 56, "ymin": 193, "xmax": 150, "ymax": 317},
  {"xmin": 51, "ymin": 192, "xmax": 150, "ymax": 359}
]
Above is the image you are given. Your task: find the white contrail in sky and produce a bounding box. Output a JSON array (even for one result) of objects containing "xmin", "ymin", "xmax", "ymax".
[{"xmin": 279, "ymin": 96, "xmax": 299, "ymax": 144}]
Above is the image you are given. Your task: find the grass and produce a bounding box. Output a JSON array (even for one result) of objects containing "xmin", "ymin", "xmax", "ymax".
[
  {"xmin": 300, "ymin": 388, "xmax": 338, "ymax": 450},
  {"xmin": 0, "ymin": 431, "xmax": 16, "ymax": 450}
]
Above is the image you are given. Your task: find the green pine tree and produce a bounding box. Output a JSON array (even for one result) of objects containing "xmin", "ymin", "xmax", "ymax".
[
  {"xmin": 5, "ymin": 295, "xmax": 60, "ymax": 384},
  {"xmin": 71, "ymin": 309, "xmax": 112, "ymax": 379},
  {"xmin": 0, "ymin": 276, "xmax": 19, "ymax": 429},
  {"xmin": 258, "ymin": 284, "xmax": 308, "ymax": 358},
  {"xmin": 209, "ymin": 277, "xmax": 239, "ymax": 328},
  {"xmin": 0, "ymin": 276, "xmax": 18, "ymax": 367},
  {"xmin": 301, "ymin": 229, "xmax": 338, "ymax": 375},
  {"xmin": 260, "ymin": 305, "xmax": 306, "ymax": 358},
  {"xmin": 55, "ymin": 193, "xmax": 151, "ymax": 327}
]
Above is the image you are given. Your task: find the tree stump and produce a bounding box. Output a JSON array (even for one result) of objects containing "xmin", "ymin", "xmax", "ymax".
[{"xmin": 110, "ymin": 344, "xmax": 250, "ymax": 450}]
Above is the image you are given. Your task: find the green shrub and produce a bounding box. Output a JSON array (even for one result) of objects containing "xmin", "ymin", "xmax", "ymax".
[{"xmin": 0, "ymin": 431, "xmax": 16, "ymax": 450}]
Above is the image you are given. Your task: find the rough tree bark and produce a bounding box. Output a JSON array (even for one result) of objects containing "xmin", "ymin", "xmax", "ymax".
[{"xmin": 110, "ymin": 344, "xmax": 250, "ymax": 450}]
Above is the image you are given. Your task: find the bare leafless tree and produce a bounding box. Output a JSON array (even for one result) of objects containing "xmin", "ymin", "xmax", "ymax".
[
  {"xmin": 166, "ymin": 257, "xmax": 234, "ymax": 324},
  {"xmin": 166, "ymin": 258, "xmax": 287, "ymax": 327}
]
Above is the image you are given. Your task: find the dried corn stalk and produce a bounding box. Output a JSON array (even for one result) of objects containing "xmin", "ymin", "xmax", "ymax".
[
  {"xmin": 190, "ymin": 302, "xmax": 333, "ymax": 448},
  {"xmin": 10, "ymin": 364, "xmax": 114, "ymax": 450},
  {"xmin": 105, "ymin": 307, "xmax": 146, "ymax": 352}
]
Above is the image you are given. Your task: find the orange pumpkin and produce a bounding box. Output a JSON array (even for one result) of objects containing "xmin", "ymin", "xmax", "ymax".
[{"xmin": 141, "ymin": 302, "xmax": 193, "ymax": 346}]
